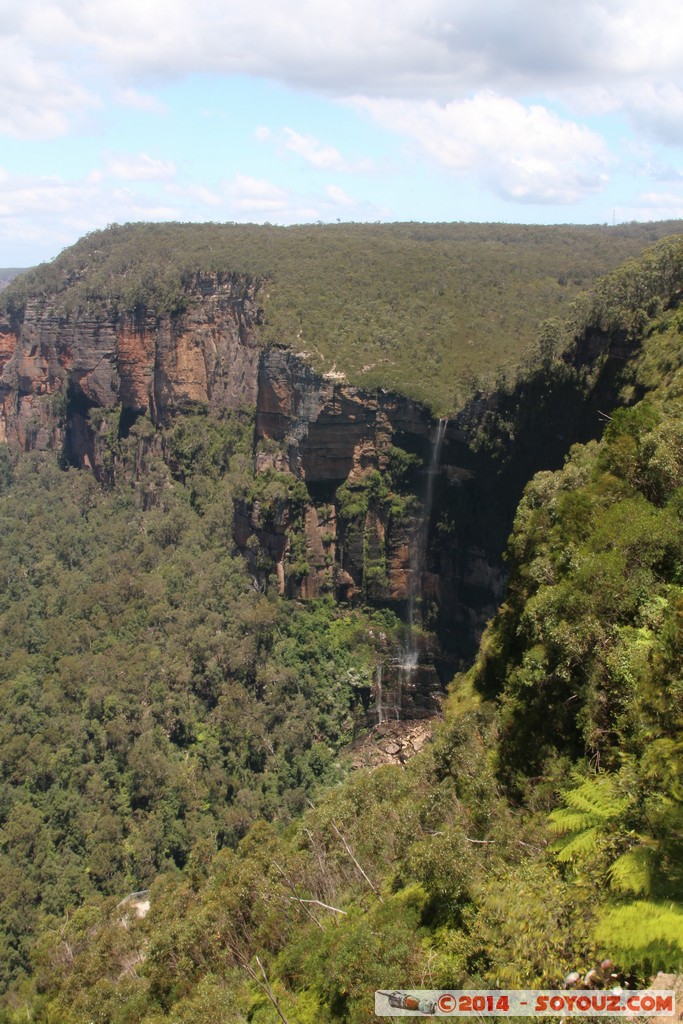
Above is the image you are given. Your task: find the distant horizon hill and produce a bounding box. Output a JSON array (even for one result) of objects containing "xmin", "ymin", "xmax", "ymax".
[{"xmin": 0, "ymin": 268, "xmax": 27, "ymax": 291}]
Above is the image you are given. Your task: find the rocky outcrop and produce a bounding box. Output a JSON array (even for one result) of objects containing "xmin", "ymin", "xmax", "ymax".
[
  {"xmin": 0, "ymin": 327, "xmax": 16, "ymax": 376},
  {"xmin": 0, "ymin": 273, "xmax": 262, "ymax": 462},
  {"xmin": 346, "ymin": 720, "xmax": 434, "ymax": 769},
  {"xmin": 252, "ymin": 347, "xmax": 445, "ymax": 606},
  {"xmin": 256, "ymin": 348, "xmax": 429, "ymax": 481},
  {"xmin": 251, "ymin": 347, "xmax": 511, "ymax": 669}
]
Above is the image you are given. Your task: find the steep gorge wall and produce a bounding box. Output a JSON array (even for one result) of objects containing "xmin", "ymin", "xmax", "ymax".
[
  {"xmin": 249, "ymin": 347, "xmax": 508, "ymax": 672},
  {"xmin": 0, "ymin": 273, "xmax": 627, "ymax": 685}
]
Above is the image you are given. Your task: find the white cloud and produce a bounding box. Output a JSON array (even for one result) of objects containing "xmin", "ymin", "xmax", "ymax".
[
  {"xmin": 619, "ymin": 189, "xmax": 683, "ymax": 221},
  {"xmin": 74, "ymin": 0, "xmax": 671, "ymax": 94},
  {"xmin": 259, "ymin": 127, "xmax": 374, "ymax": 174},
  {"xmin": 225, "ymin": 175, "xmax": 289, "ymax": 214},
  {"xmin": 623, "ymin": 83, "xmax": 683, "ymax": 146},
  {"xmin": 220, "ymin": 175, "xmax": 387, "ymax": 223},
  {"xmin": 117, "ymin": 87, "xmax": 168, "ymax": 114},
  {"xmin": 2, "ymin": 0, "xmax": 683, "ymax": 190},
  {"xmin": 0, "ymin": 160, "xmax": 384, "ymax": 264},
  {"xmin": 6, "ymin": 0, "xmax": 683, "ymax": 113},
  {"xmin": 356, "ymin": 92, "xmax": 610, "ymax": 204},
  {"xmin": 185, "ymin": 184, "xmax": 224, "ymax": 207},
  {"xmin": 106, "ymin": 154, "xmax": 177, "ymax": 181},
  {"xmin": 283, "ymin": 129, "xmax": 345, "ymax": 170},
  {"xmin": 0, "ymin": 36, "xmax": 97, "ymax": 138},
  {"xmin": 326, "ymin": 185, "xmax": 355, "ymax": 206}
]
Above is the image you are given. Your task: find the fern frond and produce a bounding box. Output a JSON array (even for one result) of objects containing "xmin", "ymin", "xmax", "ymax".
[
  {"xmin": 563, "ymin": 778, "xmax": 628, "ymax": 819},
  {"xmin": 553, "ymin": 826, "xmax": 599, "ymax": 862},
  {"xmin": 595, "ymin": 901, "xmax": 683, "ymax": 967},
  {"xmin": 608, "ymin": 848, "xmax": 655, "ymax": 895},
  {"xmin": 547, "ymin": 809, "xmax": 599, "ymax": 836}
]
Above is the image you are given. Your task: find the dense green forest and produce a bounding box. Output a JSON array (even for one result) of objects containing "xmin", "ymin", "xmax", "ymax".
[
  {"xmin": 0, "ymin": 230, "xmax": 681, "ymax": 1022},
  {"xmin": 0, "ymin": 414, "xmax": 410, "ymax": 1004},
  {"xmin": 3, "ymin": 220, "xmax": 683, "ymax": 411}
]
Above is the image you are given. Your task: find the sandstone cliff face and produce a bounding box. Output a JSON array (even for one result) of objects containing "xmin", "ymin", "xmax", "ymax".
[
  {"xmin": 253, "ymin": 348, "xmax": 432, "ymax": 602},
  {"xmin": 0, "ymin": 274, "xmax": 262, "ymax": 459},
  {"xmin": 256, "ymin": 348, "xmax": 428, "ymax": 482}
]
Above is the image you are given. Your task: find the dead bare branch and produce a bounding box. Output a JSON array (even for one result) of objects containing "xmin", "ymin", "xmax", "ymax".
[
  {"xmin": 331, "ymin": 820, "xmax": 383, "ymax": 903},
  {"xmin": 272, "ymin": 861, "xmax": 324, "ymax": 930},
  {"xmin": 284, "ymin": 896, "xmax": 347, "ymax": 915},
  {"xmin": 224, "ymin": 938, "xmax": 291, "ymax": 1024}
]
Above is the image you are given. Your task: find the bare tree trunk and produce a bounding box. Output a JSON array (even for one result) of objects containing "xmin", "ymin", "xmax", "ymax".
[
  {"xmin": 331, "ymin": 821, "xmax": 383, "ymax": 903},
  {"xmin": 224, "ymin": 939, "xmax": 291, "ymax": 1024},
  {"xmin": 272, "ymin": 861, "xmax": 325, "ymax": 930}
]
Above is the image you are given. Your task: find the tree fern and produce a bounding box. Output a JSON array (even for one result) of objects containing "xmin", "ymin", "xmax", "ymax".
[
  {"xmin": 560, "ymin": 779, "xmax": 629, "ymax": 819},
  {"xmin": 552, "ymin": 827, "xmax": 602, "ymax": 862},
  {"xmin": 548, "ymin": 770, "xmax": 682, "ymax": 973},
  {"xmin": 595, "ymin": 901, "xmax": 683, "ymax": 968},
  {"xmin": 608, "ymin": 847, "xmax": 656, "ymax": 895},
  {"xmin": 547, "ymin": 776, "xmax": 629, "ymax": 862}
]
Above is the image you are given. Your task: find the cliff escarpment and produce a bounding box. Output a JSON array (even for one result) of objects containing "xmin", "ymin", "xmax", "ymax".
[
  {"xmin": 0, "ymin": 274, "xmax": 508, "ymax": 694},
  {"xmin": 0, "ymin": 273, "xmax": 262, "ymax": 457}
]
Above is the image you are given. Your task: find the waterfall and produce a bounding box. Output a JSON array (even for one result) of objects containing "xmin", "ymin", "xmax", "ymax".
[
  {"xmin": 396, "ymin": 417, "xmax": 448, "ymax": 720},
  {"xmin": 425, "ymin": 417, "xmax": 447, "ymax": 529},
  {"xmin": 397, "ymin": 648, "xmax": 418, "ymax": 720},
  {"xmin": 370, "ymin": 417, "xmax": 447, "ymax": 725},
  {"xmin": 375, "ymin": 662, "xmax": 384, "ymax": 724},
  {"xmin": 406, "ymin": 417, "xmax": 447, "ymax": 641}
]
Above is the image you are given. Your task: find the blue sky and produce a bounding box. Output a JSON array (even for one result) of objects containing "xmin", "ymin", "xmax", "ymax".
[{"xmin": 3, "ymin": 0, "xmax": 683, "ymax": 265}]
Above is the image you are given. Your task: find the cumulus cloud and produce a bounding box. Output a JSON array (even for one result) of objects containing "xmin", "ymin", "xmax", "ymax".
[
  {"xmin": 356, "ymin": 92, "xmax": 610, "ymax": 203},
  {"xmin": 225, "ymin": 175, "xmax": 290, "ymax": 214},
  {"xmin": 283, "ymin": 129, "xmax": 345, "ymax": 170},
  {"xmin": 117, "ymin": 88, "xmax": 168, "ymax": 114},
  {"xmin": 619, "ymin": 189, "xmax": 683, "ymax": 221},
  {"xmin": 220, "ymin": 174, "xmax": 385, "ymax": 223},
  {"xmin": 326, "ymin": 185, "xmax": 355, "ymax": 205},
  {"xmin": 4, "ymin": 0, "xmax": 683, "ymax": 257},
  {"xmin": 70, "ymin": 1, "xmax": 683, "ymax": 95},
  {"xmin": 0, "ymin": 36, "xmax": 97, "ymax": 138},
  {"xmin": 0, "ymin": 161, "xmax": 389, "ymax": 263},
  {"xmin": 0, "ymin": 167, "xmax": 183, "ymax": 262},
  {"xmin": 0, "ymin": 168, "xmax": 180, "ymax": 222},
  {"xmin": 5, "ymin": 0, "xmax": 683, "ymax": 117},
  {"xmin": 106, "ymin": 154, "xmax": 177, "ymax": 181},
  {"xmin": 259, "ymin": 128, "xmax": 374, "ymax": 173},
  {"xmin": 623, "ymin": 83, "xmax": 683, "ymax": 146}
]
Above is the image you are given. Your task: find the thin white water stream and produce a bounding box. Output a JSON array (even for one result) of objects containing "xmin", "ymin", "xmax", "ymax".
[{"xmin": 374, "ymin": 418, "xmax": 447, "ymax": 724}]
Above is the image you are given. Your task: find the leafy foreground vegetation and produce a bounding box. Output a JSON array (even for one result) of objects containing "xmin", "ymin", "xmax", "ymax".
[
  {"xmin": 0, "ymin": 237, "xmax": 682, "ymax": 1022},
  {"xmin": 4, "ymin": 220, "xmax": 683, "ymax": 412}
]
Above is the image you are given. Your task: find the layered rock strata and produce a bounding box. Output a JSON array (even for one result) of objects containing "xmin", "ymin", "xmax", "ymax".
[{"xmin": 0, "ymin": 273, "xmax": 262, "ymax": 455}]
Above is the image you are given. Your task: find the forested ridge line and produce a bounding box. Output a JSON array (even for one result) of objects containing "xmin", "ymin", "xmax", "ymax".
[{"xmin": 3, "ymin": 219, "xmax": 683, "ymax": 413}]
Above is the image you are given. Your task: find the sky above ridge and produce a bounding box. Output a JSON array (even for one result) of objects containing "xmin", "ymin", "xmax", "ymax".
[{"xmin": 3, "ymin": 0, "xmax": 683, "ymax": 265}]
